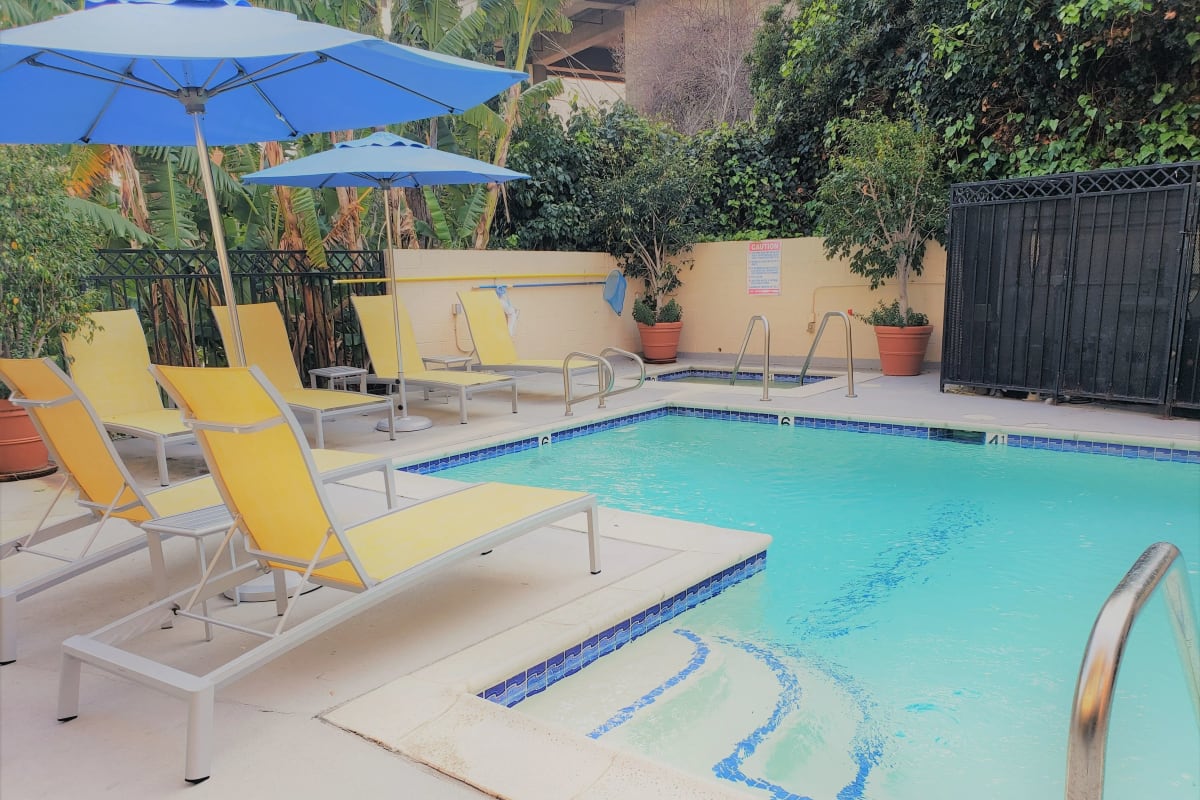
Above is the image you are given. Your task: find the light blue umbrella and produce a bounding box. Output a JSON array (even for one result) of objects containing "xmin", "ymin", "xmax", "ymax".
[
  {"xmin": 0, "ymin": 0, "xmax": 525, "ymax": 364},
  {"xmin": 243, "ymin": 131, "xmax": 529, "ymax": 431},
  {"xmin": 242, "ymin": 131, "xmax": 529, "ymax": 188}
]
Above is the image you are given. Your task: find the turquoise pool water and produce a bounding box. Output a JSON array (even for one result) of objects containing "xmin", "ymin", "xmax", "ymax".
[{"xmin": 434, "ymin": 416, "xmax": 1200, "ymax": 800}]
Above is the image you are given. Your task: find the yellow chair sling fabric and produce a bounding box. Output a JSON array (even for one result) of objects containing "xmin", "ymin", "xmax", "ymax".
[
  {"xmin": 351, "ymin": 293, "xmax": 517, "ymax": 425},
  {"xmin": 0, "ymin": 358, "xmax": 397, "ymax": 665},
  {"xmin": 456, "ymin": 289, "xmax": 568, "ymax": 373},
  {"xmin": 0, "ymin": 357, "xmax": 219, "ymax": 665},
  {"xmin": 57, "ymin": 363, "xmax": 599, "ymax": 782},
  {"xmin": 62, "ymin": 308, "xmax": 194, "ymax": 485},
  {"xmin": 211, "ymin": 302, "xmax": 395, "ymax": 447}
]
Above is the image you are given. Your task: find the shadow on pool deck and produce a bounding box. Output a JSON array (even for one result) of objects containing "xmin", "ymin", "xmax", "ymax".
[{"xmin": 2, "ymin": 365, "xmax": 1197, "ymax": 799}]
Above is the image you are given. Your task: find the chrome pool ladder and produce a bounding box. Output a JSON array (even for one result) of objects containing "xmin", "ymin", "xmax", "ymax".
[
  {"xmin": 731, "ymin": 315, "xmax": 772, "ymax": 401},
  {"xmin": 1065, "ymin": 541, "xmax": 1200, "ymax": 800},
  {"xmin": 798, "ymin": 311, "xmax": 857, "ymax": 398},
  {"xmin": 562, "ymin": 347, "xmax": 646, "ymax": 416}
]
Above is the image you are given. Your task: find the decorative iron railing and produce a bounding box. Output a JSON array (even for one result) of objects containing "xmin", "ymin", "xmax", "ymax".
[{"xmin": 87, "ymin": 249, "xmax": 385, "ymax": 375}]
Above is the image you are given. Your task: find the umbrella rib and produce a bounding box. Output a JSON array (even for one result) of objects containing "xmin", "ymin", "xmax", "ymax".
[
  {"xmin": 320, "ymin": 52, "xmax": 461, "ymax": 114},
  {"xmin": 238, "ymin": 67, "xmax": 301, "ymax": 139},
  {"xmin": 22, "ymin": 51, "xmax": 178, "ymax": 98},
  {"xmin": 206, "ymin": 52, "xmax": 320, "ymax": 96}
]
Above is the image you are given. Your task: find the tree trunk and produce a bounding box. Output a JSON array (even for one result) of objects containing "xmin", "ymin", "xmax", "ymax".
[{"xmin": 473, "ymin": 83, "xmax": 523, "ymax": 249}]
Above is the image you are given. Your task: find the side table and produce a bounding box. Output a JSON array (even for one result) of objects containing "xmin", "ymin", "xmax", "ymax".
[{"xmin": 309, "ymin": 365, "xmax": 368, "ymax": 392}]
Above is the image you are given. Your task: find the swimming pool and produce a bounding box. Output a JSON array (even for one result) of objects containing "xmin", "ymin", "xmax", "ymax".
[
  {"xmin": 652, "ymin": 368, "xmax": 831, "ymax": 388},
  {"xmin": 428, "ymin": 413, "xmax": 1200, "ymax": 800}
]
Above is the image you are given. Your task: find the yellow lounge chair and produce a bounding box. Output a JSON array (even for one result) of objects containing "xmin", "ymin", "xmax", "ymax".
[
  {"xmin": 351, "ymin": 293, "xmax": 517, "ymax": 424},
  {"xmin": 58, "ymin": 363, "xmax": 600, "ymax": 783},
  {"xmin": 211, "ymin": 302, "xmax": 395, "ymax": 447},
  {"xmin": 457, "ymin": 288, "xmax": 581, "ymax": 375},
  {"xmin": 0, "ymin": 358, "xmax": 398, "ymax": 665},
  {"xmin": 62, "ymin": 308, "xmax": 194, "ymax": 486}
]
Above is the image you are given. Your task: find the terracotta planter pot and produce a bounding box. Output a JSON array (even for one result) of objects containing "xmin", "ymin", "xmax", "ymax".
[
  {"xmin": 873, "ymin": 325, "xmax": 933, "ymax": 376},
  {"xmin": 0, "ymin": 398, "xmax": 55, "ymax": 480},
  {"xmin": 636, "ymin": 321, "xmax": 683, "ymax": 364}
]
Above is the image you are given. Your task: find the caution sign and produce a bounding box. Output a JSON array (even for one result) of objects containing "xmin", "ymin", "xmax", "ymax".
[{"xmin": 747, "ymin": 240, "xmax": 782, "ymax": 296}]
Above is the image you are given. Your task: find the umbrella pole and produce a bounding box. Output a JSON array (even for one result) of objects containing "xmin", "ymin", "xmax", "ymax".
[
  {"xmin": 194, "ymin": 115, "xmax": 309, "ymax": 602},
  {"xmin": 376, "ymin": 182, "xmax": 431, "ymax": 433},
  {"xmin": 191, "ymin": 113, "xmax": 246, "ymax": 367}
]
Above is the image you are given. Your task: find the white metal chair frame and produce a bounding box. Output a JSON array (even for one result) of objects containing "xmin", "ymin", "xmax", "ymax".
[{"xmin": 57, "ymin": 365, "xmax": 601, "ymax": 784}]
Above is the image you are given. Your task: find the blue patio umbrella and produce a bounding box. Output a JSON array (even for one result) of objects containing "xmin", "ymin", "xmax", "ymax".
[
  {"xmin": 243, "ymin": 131, "xmax": 529, "ymax": 431},
  {"xmin": 0, "ymin": 0, "xmax": 525, "ymax": 365}
]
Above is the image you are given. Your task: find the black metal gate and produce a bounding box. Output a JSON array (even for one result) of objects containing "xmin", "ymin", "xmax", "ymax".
[
  {"xmin": 941, "ymin": 162, "xmax": 1200, "ymax": 413},
  {"xmin": 87, "ymin": 249, "xmax": 384, "ymax": 375}
]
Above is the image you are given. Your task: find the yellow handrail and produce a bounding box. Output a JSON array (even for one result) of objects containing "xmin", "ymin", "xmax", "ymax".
[{"xmin": 332, "ymin": 273, "xmax": 607, "ymax": 285}]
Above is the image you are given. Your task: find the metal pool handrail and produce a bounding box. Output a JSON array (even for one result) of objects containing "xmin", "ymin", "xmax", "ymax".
[
  {"xmin": 798, "ymin": 311, "xmax": 857, "ymax": 398},
  {"xmin": 731, "ymin": 315, "xmax": 771, "ymax": 401},
  {"xmin": 1065, "ymin": 541, "xmax": 1200, "ymax": 800},
  {"xmin": 562, "ymin": 347, "xmax": 645, "ymax": 416}
]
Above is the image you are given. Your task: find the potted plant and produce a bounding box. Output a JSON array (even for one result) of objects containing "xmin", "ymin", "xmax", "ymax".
[
  {"xmin": 588, "ymin": 109, "xmax": 707, "ymax": 363},
  {"xmin": 0, "ymin": 145, "xmax": 102, "ymax": 477},
  {"xmin": 813, "ymin": 113, "xmax": 948, "ymax": 375}
]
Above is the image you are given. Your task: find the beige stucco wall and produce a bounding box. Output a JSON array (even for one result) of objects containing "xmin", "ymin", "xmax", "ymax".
[
  {"xmin": 389, "ymin": 249, "xmax": 640, "ymax": 361},
  {"xmin": 677, "ymin": 239, "xmax": 947, "ymax": 365},
  {"xmin": 387, "ymin": 239, "xmax": 946, "ymax": 367}
]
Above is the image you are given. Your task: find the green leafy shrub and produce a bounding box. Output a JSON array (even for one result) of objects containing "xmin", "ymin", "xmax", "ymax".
[
  {"xmin": 587, "ymin": 106, "xmax": 707, "ymax": 325},
  {"xmin": 856, "ymin": 300, "xmax": 929, "ymax": 328},
  {"xmin": 0, "ymin": 146, "xmax": 102, "ymax": 382},
  {"xmin": 811, "ymin": 114, "xmax": 947, "ymax": 322},
  {"xmin": 632, "ymin": 296, "xmax": 657, "ymax": 326}
]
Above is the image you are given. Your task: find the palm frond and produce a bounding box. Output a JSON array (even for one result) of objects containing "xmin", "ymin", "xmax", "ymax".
[
  {"xmin": 140, "ymin": 150, "xmax": 200, "ymax": 247},
  {"xmin": 290, "ymin": 186, "xmax": 329, "ymax": 269},
  {"xmin": 62, "ymin": 196, "xmax": 158, "ymax": 246}
]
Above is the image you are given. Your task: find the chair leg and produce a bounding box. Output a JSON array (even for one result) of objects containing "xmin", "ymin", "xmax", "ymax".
[
  {"xmin": 184, "ymin": 686, "xmax": 215, "ymax": 784},
  {"xmin": 587, "ymin": 506, "xmax": 601, "ymax": 575},
  {"xmin": 156, "ymin": 439, "xmax": 170, "ymax": 486},
  {"xmin": 510, "ymin": 383, "xmax": 519, "ymax": 414},
  {"xmin": 0, "ymin": 591, "xmax": 16, "ymax": 665},
  {"xmin": 382, "ymin": 465, "xmax": 397, "ymax": 509},
  {"xmin": 313, "ymin": 413, "xmax": 325, "ymax": 450},
  {"xmin": 146, "ymin": 531, "xmax": 175, "ymax": 630},
  {"xmin": 57, "ymin": 651, "xmax": 82, "ymax": 721},
  {"xmin": 273, "ymin": 570, "xmax": 288, "ymax": 617},
  {"xmin": 458, "ymin": 388, "xmax": 468, "ymax": 424}
]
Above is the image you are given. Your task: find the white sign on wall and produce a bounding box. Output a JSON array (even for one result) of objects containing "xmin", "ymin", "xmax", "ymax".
[{"xmin": 747, "ymin": 240, "xmax": 782, "ymax": 295}]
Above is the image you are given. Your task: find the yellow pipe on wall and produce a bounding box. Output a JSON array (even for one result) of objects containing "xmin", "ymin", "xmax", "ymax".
[{"xmin": 333, "ymin": 273, "xmax": 608, "ymax": 285}]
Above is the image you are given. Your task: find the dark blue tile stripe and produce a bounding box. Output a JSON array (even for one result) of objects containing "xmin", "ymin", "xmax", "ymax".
[
  {"xmin": 400, "ymin": 406, "xmax": 1200, "ymax": 475},
  {"xmin": 479, "ymin": 552, "xmax": 768, "ymax": 708}
]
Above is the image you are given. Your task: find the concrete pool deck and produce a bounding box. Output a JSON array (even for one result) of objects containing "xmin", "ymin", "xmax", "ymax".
[{"xmin": 2, "ymin": 363, "xmax": 1198, "ymax": 799}]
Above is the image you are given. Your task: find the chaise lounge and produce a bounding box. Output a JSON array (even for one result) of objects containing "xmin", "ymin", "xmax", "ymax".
[
  {"xmin": 211, "ymin": 302, "xmax": 396, "ymax": 447},
  {"xmin": 62, "ymin": 308, "xmax": 195, "ymax": 486},
  {"xmin": 351, "ymin": 293, "xmax": 518, "ymax": 424},
  {"xmin": 0, "ymin": 357, "xmax": 397, "ymax": 665},
  {"xmin": 57, "ymin": 363, "xmax": 600, "ymax": 784}
]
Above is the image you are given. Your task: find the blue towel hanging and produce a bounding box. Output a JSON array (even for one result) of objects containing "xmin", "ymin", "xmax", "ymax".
[{"xmin": 603, "ymin": 269, "xmax": 626, "ymax": 315}]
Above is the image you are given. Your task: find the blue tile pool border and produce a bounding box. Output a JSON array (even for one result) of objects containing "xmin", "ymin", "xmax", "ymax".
[
  {"xmin": 478, "ymin": 551, "xmax": 768, "ymax": 708},
  {"xmin": 399, "ymin": 405, "xmax": 1200, "ymax": 475}
]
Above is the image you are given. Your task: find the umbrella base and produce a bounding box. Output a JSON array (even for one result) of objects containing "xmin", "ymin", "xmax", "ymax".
[
  {"xmin": 224, "ymin": 571, "xmax": 318, "ymax": 603},
  {"xmin": 378, "ymin": 415, "xmax": 432, "ymax": 433}
]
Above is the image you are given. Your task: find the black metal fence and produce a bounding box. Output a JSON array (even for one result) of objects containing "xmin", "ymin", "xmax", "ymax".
[
  {"xmin": 87, "ymin": 249, "xmax": 385, "ymax": 376},
  {"xmin": 941, "ymin": 162, "xmax": 1200, "ymax": 414}
]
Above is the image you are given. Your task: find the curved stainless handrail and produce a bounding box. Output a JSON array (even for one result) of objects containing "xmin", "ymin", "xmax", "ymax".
[
  {"xmin": 562, "ymin": 348, "xmax": 646, "ymax": 416},
  {"xmin": 730, "ymin": 315, "xmax": 771, "ymax": 401},
  {"xmin": 1065, "ymin": 541, "xmax": 1200, "ymax": 800},
  {"xmin": 798, "ymin": 311, "xmax": 857, "ymax": 398}
]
